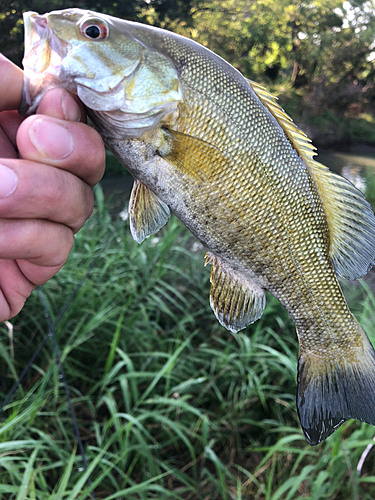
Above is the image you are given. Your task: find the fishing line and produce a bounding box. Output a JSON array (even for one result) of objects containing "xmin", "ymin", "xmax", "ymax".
[
  {"xmin": 0, "ymin": 215, "xmax": 123, "ymax": 493},
  {"xmin": 39, "ymin": 286, "xmax": 95, "ymax": 500},
  {"xmin": 1, "ymin": 217, "xmax": 122, "ymax": 412}
]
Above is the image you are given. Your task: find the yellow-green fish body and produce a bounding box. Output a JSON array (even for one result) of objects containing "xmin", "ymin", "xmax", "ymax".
[{"xmin": 21, "ymin": 9, "xmax": 375, "ymax": 445}]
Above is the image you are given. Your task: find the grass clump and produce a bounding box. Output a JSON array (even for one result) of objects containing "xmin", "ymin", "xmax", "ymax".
[{"xmin": 0, "ymin": 185, "xmax": 375, "ymax": 499}]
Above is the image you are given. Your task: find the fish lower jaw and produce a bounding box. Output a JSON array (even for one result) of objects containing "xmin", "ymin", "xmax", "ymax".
[{"xmin": 20, "ymin": 73, "xmax": 62, "ymax": 116}]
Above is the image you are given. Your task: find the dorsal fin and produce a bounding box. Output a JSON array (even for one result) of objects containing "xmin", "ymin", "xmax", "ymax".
[
  {"xmin": 248, "ymin": 80, "xmax": 317, "ymax": 162},
  {"xmin": 249, "ymin": 79, "xmax": 375, "ymax": 280}
]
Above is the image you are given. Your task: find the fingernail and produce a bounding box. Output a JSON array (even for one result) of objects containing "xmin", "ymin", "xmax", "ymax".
[
  {"xmin": 0, "ymin": 164, "xmax": 18, "ymax": 199},
  {"xmin": 29, "ymin": 118, "xmax": 74, "ymax": 159},
  {"xmin": 62, "ymin": 92, "xmax": 81, "ymax": 122}
]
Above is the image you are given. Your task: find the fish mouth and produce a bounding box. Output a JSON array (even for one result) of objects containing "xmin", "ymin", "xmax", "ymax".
[
  {"xmin": 23, "ymin": 12, "xmax": 48, "ymax": 63},
  {"xmin": 20, "ymin": 12, "xmax": 69, "ymax": 116}
]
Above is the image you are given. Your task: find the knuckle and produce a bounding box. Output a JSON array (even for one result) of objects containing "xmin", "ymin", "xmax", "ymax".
[
  {"xmin": 39, "ymin": 223, "xmax": 74, "ymax": 268},
  {"xmin": 78, "ymin": 126, "xmax": 106, "ymax": 175},
  {"xmin": 69, "ymin": 184, "xmax": 94, "ymax": 232}
]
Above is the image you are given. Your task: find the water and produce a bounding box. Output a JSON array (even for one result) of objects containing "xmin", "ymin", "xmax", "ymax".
[{"xmin": 317, "ymin": 147, "xmax": 375, "ymax": 204}]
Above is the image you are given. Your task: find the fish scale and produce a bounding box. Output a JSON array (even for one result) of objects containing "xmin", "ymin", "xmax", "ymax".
[{"xmin": 21, "ymin": 8, "xmax": 375, "ymax": 445}]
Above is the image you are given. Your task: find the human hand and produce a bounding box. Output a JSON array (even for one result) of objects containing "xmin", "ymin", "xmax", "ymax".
[{"xmin": 0, "ymin": 55, "xmax": 106, "ymax": 321}]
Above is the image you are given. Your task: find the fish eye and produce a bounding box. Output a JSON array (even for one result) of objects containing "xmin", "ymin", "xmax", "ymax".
[{"xmin": 80, "ymin": 19, "xmax": 108, "ymax": 40}]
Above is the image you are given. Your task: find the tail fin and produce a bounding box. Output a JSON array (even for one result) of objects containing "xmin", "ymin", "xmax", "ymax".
[{"xmin": 297, "ymin": 330, "xmax": 375, "ymax": 446}]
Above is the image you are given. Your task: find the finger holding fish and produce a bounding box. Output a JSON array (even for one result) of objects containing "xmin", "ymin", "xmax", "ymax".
[
  {"xmin": 17, "ymin": 94, "xmax": 105, "ymax": 187},
  {"xmin": 0, "ymin": 218, "xmax": 74, "ymax": 274},
  {"xmin": 1, "ymin": 83, "xmax": 103, "ymax": 233},
  {"xmin": 0, "ymin": 158, "xmax": 94, "ymax": 232},
  {"xmin": 0, "ymin": 113, "xmax": 20, "ymax": 159},
  {"xmin": 0, "ymin": 56, "xmax": 24, "ymax": 157},
  {"xmin": 36, "ymin": 86, "xmax": 85, "ymax": 122},
  {"xmin": 0, "ymin": 215, "xmax": 74, "ymax": 321},
  {"xmin": 0, "ymin": 55, "xmax": 106, "ymax": 322},
  {"xmin": 0, "ymin": 54, "xmax": 23, "ymax": 112}
]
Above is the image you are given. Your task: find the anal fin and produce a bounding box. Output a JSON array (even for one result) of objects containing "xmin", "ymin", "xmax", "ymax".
[
  {"xmin": 206, "ymin": 253, "xmax": 266, "ymax": 333},
  {"xmin": 129, "ymin": 180, "xmax": 170, "ymax": 244}
]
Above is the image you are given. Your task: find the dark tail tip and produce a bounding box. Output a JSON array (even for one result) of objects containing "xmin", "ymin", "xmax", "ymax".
[
  {"xmin": 297, "ymin": 343, "xmax": 375, "ymax": 446},
  {"xmin": 299, "ymin": 413, "xmax": 346, "ymax": 446}
]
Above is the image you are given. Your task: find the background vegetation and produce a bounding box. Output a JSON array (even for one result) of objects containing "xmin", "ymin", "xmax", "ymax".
[{"xmin": 1, "ymin": 1, "xmax": 375, "ymax": 499}]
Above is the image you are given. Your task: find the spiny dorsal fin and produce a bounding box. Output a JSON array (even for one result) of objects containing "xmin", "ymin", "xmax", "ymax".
[
  {"xmin": 129, "ymin": 180, "xmax": 170, "ymax": 244},
  {"xmin": 205, "ymin": 252, "xmax": 266, "ymax": 333},
  {"xmin": 249, "ymin": 79, "xmax": 375, "ymax": 280},
  {"xmin": 248, "ymin": 80, "xmax": 317, "ymax": 162}
]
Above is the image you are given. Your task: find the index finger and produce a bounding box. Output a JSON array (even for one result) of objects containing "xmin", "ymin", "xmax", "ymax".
[{"xmin": 0, "ymin": 54, "xmax": 23, "ymax": 112}]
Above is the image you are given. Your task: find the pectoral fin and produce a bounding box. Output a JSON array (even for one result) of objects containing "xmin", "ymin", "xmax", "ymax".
[
  {"xmin": 129, "ymin": 180, "xmax": 170, "ymax": 244},
  {"xmin": 206, "ymin": 253, "xmax": 266, "ymax": 333},
  {"xmin": 165, "ymin": 130, "xmax": 230, "ymax": 181}
]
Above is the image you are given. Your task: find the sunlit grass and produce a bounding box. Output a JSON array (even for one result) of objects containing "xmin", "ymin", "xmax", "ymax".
[{"xmin": 1, "ymin": 185, "xmax": 375, "ymax": 499}]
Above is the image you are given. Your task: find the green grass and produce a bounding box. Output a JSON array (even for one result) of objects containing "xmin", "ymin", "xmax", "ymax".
[{"xmin": 1, "ymin": 185, "xmax": 375, "ymax": 499}]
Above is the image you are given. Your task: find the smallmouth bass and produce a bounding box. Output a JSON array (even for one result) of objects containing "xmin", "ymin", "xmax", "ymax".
[{"xmin": 20, "ymin": 9, "xmax": 375, "ymax": 445}]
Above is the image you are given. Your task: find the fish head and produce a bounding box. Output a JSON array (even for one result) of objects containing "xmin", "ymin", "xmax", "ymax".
[{"xmin": 21, "ymin": 9, "xmax": 182, "ymax": 138}]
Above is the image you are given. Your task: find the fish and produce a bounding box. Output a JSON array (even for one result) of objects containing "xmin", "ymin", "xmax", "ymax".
[{"xmin": 20, "ymin": 8, "xmax": 375, "ymax": 446}]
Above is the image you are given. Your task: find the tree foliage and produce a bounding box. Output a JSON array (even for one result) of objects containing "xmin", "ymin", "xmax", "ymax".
[
  {"xmin": 1, "ymin": 0, "xmax": 375, "ymax": 116},
  {"xmin": 159, "ymin": 0, "xmax": 375, "ymax": 114}
]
